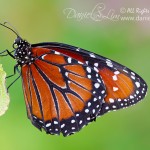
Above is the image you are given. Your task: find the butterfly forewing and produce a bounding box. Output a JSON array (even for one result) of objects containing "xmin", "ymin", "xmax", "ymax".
[{"xmin": 32, "ymin": 42, "xmax": 147, "ymax": 116}]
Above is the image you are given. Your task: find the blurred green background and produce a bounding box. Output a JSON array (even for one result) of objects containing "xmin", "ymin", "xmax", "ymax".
[{"xmin": 0, "ymin": 0, "xmax": 150, "ymax": 150}]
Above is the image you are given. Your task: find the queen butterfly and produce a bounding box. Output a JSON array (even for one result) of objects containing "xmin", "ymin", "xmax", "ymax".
[{"xmin": 0, "ymin": 22, "xmax": 148, "ymax": 136}]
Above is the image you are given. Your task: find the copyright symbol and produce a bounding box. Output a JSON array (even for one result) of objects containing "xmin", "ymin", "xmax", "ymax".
[{"xmin": 120, "ymin": 8, "xmax": 126, "ymax": 13}]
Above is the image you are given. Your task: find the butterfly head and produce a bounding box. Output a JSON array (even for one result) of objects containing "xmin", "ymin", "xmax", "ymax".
[
  {"xmin": 0, "ymin": 22, "xmax": 34, "ymax": 66},
  {"xmin": 14, "ymin": 36, "xmax": 31, "ymax": 49}
]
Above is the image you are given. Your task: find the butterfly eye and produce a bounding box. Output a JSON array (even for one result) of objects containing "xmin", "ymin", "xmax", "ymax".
[
  {"xmin": 14, "ymin": 36, "xmax": 22, "ymax": 45},
  {"xmin": 13, "ymin": 43, "xmax": 18, "ymax": 49}
]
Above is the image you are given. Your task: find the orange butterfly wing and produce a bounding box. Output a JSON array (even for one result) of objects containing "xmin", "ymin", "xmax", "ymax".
[
  {"xmin": 21, "ymin": 42, "xmax": 147, "ymax": 136},
  {"xmin": 21, "ymin": 47, "xmax": 106, "ymax": 136}
]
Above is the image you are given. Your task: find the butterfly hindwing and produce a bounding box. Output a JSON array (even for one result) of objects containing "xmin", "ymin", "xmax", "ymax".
[{"xmin": 21, "ymin": 47, "xmax": 106, "ymax": 136}]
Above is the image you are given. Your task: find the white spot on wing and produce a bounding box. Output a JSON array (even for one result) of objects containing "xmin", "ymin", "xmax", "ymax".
[
  {"xmin": 94, "ymin": 63, "xmax": 99, "ymax": 67},
  {"xmin": 94, "ymin": 67, "xmax": 99, "ymax": 72},
  {"xmin": 85, "ymin": 109, "xmax": 89, "ymax": 113},
  {"xmin": 65, "ymin": 72, "xmax": 68, "ymax": 77},
  {"xmin": 76, "ymin": 48, "xmax": 80, "ymax": 51},
  {"xmin": 130, "ymin": 95, "xmax": 134, "ymax": 99},
  {"xmin": 112, "ymin": 75, "xmax": 118, "ymax": 81},
  {"xmin": 46, "ymin": 123, "xmax": 51, "ymax": 127},
  {"xmin": 94, "ymin": 83, "xmax": 100, "ymax": 89},
  {"xmin": 68, "ymin": 58, "xmax": 72, "ymax": 63},
  {"xmin": 71, "ymin": 120, "xmax": 75, "ymax": 123},
  {"xmin": 61, "ymin": 124, "xmax": 65, "ymax": 128},
  {"xmin": 88, "ymin": 102, "xmax": 91, "ymax": 107},
  {"xmin": 92, "ymin": 109, "xmax": 95, "ymax": 113},
  {"xmin": 54, "ymin": 51, "xmax": 60, "ymax": 55},
  {"xmin": 113, "ymin": 87, "xmax": 118, "ymax": 92},
  {"xmin": 114, "ymin": 71, "xmax": 120, "ymax": 75},
  {"xmin": 41, "ymin": 54, "xmax": 46, "ymax": 59},
  {"xmin": 106, "ymin": 61, "xmax": 113, "ymax": 67},
  {"xmin": 135, "ymin": 82, "xmax": 140, "ymax": 88},
  {"xmin": 112, "ymin": 105, "xmax": 116, "ymax": 108},
  {"xmin": 105, "ymin": 106, "xmax": 109, "ymax": 110},
  {"xmin": 87, "ymin": 75, "xmax": 91, "ymax": 79},
  {"xmin": 86, "ymin": 67, "xmax": 91, "ymax": 73},
  {"xmin": 109, "ymin": 98, "xmax": 114, "ymax": 103},
  {"xmin": 131, "ymin": 76, "xmax": 135, "ymax": 80},
  {"xmin": 123, "ymin": 69, "xmax": 128, "ymax": 73},
  {"xmin": 78, "ymin": 61, "xmax": 83, "ymax": 64},
  {"xmin": 101, "ymin": 90, "xmax": 105, "ymax": 94},
  {"xmin": 54, "ymin": 121, "xmax": 58, "ymax": 124},
  {"xmin": 79, "ymin": 120, "xmax": 82, "ymax": 124},
  {"xmin": 93, "ymin": 98, "xmax": 97, "ymax": 101},
  {"xmin": 118, "ymin": 99, "xmax": 121, "ymax": 101},
  {"xmin": 136, "ymin": 90, "xmax": 139, "ymax": 94},
  {"xmin": 97, "ymin": 79, "xmax": 101, "ymax": 83},
  {"xmin": 90, "ymin": 53, "xmax": 96, "ymax": 58},
  {"xmin": 131, "ymin": 72, "xmax": 135, "ymax": 76}
]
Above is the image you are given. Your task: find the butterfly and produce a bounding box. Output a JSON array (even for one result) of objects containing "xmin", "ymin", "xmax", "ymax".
[{"xmin": 0, "ymin": 22, "xmax": 148, "ymax": 136}]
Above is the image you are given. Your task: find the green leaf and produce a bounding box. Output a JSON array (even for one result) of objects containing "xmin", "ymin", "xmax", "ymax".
[{"xmin": 0, "ymin": 64, "xmax": 10, "ymax": 116}]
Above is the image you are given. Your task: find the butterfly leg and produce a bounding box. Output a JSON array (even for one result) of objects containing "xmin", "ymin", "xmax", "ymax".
[
  {"xmin": 0, "ymin": 49, "xmax": 15, "ymax": 58},
  {"xmin": 6, "ymin": 64, "xmax": 20, "ymax": 91},
  {"xmin": 7, "ymin": 75, "xmax": 21, "ymax": 91},
  {"xmin": 6, "ymin": 64, "xmax": 20, "ymax": 78}
]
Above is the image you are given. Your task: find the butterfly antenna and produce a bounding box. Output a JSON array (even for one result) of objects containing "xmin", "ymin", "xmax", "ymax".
[{"xmin": 0, "ymin": 22, "xmax": 20, "ymax": 37}]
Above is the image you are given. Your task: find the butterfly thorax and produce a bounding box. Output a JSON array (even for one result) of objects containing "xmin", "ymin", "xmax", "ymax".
[{"xmin": 14, "ymin": 37, "xmax": 35, "ymax": 66}]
